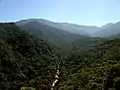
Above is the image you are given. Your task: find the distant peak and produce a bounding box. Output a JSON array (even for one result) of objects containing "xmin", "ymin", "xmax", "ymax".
[{"xmin": 101, "ymin": 23, "xmax": 114, "ymax": 29}]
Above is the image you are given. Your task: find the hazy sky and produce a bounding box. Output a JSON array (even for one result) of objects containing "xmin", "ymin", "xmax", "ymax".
[{"xmin": 0, "ymin": 0, "xmax": 120, "ymax": 26}]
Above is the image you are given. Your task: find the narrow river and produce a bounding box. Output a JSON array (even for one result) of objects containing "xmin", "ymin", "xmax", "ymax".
[{"xmin": 51, "ymin": 70, "xmax": 59, "ymax": 90}]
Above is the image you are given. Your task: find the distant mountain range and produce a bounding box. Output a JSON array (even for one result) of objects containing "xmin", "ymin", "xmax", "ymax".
[
  {"xmin": 15, "ymin": 18, "xmax": 120, "ymax": 51},
  {"xmin": 16, "ymin": 19, "xmax": 90, "ymax": 51},
  {"xmin": 16, "ymin": 18, "xmax": 120, "ymax": 37},
  {"xmin": 94, "ymin": 22, "xmax": 120, "ymax": 37}
]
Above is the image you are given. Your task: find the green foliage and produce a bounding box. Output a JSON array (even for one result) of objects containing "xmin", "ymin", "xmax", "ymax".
[
  {"xmin": 59, "ymin": 39, "xmax": 120, "ymax": 90},
  {"xmin": 114, "ymin": 77, "xmax": 120, "ymax": 90},
  {"xmin": 2, "ymin": 22, "xmax": 120, "ymax": 90},
  {"xmin": 0, "ymin": 23, "xmax": 59, "ymax": 90},
  {"xmin": 20, "ymin": 87, "xmax": 36, "ymax": 90}
]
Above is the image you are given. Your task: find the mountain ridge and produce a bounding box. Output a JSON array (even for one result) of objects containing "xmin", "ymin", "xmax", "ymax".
[
  {"xmin": 17, "ymin": 19, "xmax": 90, "ymax": 52},
  {"xmin": 16, "ymin": 18, "xmax": 120, "ymax": 37},
  {"xmin": 17, "ymin": 18, "xmax": 100, "ymax": 35}
]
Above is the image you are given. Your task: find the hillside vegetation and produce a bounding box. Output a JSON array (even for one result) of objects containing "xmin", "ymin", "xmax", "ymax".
[
  {"xmin": 60, "ymin": 39, "xmax": 120, "ymax": 90},
  {"xmin": 1, "ymin": 21, "xmax": 120, "ymax": 90},
  {"xmin": 0, "ymin": 23, "xmax": 60, "ymax": 90}
]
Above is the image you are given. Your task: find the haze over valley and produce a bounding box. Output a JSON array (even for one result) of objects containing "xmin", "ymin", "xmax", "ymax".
[{"xmin": 16, "ymin": 18, "xmax": 120, "ymax": 37}]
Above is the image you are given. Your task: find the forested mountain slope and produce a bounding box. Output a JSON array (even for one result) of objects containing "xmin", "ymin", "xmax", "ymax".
[
  {"xmin": 59, "ymin": 39, "xmax": 120, "ymax": 90},
  {"xmin": 0, "ymin": 23, "xmax": 59, "ymax": 90},
  {"xmin": 1, "ymin": 22, "xmax": 120, "ymax": 90},
  {"xmin": 17, "ymin": 20, "xmax": 90, "ymax": 51}
]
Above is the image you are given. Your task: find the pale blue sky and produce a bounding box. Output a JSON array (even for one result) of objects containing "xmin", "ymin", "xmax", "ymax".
[{"xmin": 0, "ymin": 0, "xmax": 120, "ymax": 26}]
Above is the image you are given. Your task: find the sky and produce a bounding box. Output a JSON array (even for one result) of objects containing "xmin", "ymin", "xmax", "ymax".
[{"xmin": 0, "ymin": 0, "xmax": 120, "ymax": 26}]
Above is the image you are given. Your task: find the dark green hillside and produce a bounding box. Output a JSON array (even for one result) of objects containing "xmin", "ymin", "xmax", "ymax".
[
  {"xmin": 59, "ymin": 39, "xmax": 120, "ymax": 90},
  {"xmin": 0, "ymin": 23, "xmax": 59, "ymax": 90},
  {"xmin": 1, "ymin": 22, "xmax": 120, "ymax": 90},
  {"xmin": 71, "ymin": 37, "xmax": 105, "ymax": 52}
]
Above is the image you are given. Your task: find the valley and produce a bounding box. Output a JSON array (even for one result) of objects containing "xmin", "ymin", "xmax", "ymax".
[{"xmin": 0, "ymin": 19, "xmax": 120, "ymax": 90}]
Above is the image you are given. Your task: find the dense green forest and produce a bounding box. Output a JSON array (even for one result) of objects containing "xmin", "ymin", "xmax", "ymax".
[
  {"xmin": 1, "ymin": 22, "xmax": 120, "ymax": 90},
  {"xmin": 0, "ymin": 23, "xmax": 61, "ymax": 90},
  {"xmin": 60, "ymin": 39, "xmax": 120, "ymax": 90}
]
